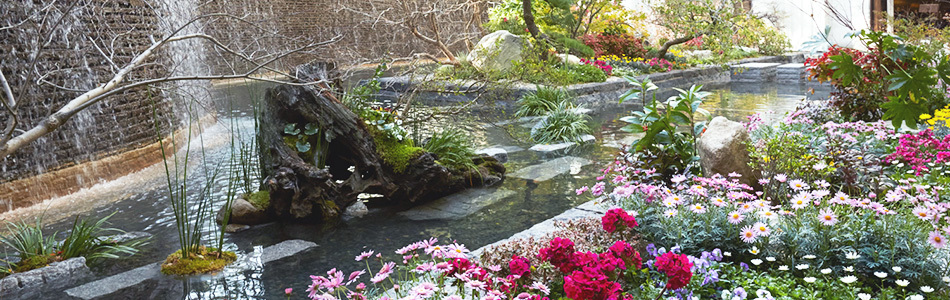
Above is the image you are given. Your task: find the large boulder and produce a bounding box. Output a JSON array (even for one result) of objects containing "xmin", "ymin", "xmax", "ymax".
[
  {"xmin": 468, "ymin": 30, "xmax": 527, "ymax": 73},
  {"xmin": 696, "ymin": 117, "xmax": 759, "ymax": 187}
]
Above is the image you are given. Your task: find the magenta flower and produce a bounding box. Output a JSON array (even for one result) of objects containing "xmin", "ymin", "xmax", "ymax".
[
  {"xmin": 285, "ymin": 288, "xmax": 292, "ymax": 295},
  {"xmin": 371, "ymin": 262, "xmax": 396, "ymax": 283}
]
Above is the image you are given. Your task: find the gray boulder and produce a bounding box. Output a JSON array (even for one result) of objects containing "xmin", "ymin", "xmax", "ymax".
[
  {"xmin": 696, "ymin": 116, "xmax": 759, "ymax": 187},
  {"xmin": 468, "ymin": 30, "xmax": 527, "ymax": 73},
  {"xmin": 0, "ymin": 257, "xmax": 92, "ymax": 300},
  {"xmin": 475, "ymin": 147, "xmax": 508, "ymax": 163},
  {"xmin": 217, "ymin": 198, "xmax": 269, "ymax": 225},
  {"xmin": 342, "ymin": 201, "xmax": 369, "ymax": 221}
]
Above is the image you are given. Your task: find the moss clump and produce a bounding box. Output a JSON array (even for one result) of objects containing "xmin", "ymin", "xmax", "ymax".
[
  {"xmin": 370, "ymin": 129, "xmax": 424, "ymax": 173},
  {"xmin": 12, "ymin": 254, "xmax": 59, "ymax": 273},
  {"xmin": 160, "ymin": 246, "xmax": 236, "ymax": 276},
  {"xmin": 245, "ymin": 190, "xmax": 270, "ymax": 210}
]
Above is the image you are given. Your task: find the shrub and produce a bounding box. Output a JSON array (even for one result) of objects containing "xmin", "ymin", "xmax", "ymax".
[
  {"xmin": 555, "ymin": 35, "xmax": 595, "ymax": 58},
  {"xmin": 515, "ymin": 86, "xmax": 573, "ymax": 117},
  {"xmin": 580, "ymin": 33, "xmax": 647, "ymax": 58},
  {"xmin": 423, "ymin": 129, "xmax": 477, "ymax": 171}
]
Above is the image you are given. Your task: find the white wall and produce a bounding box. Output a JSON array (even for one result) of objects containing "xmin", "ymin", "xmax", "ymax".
[{"xmin": 752, "ymin": 0, "xmax": 872, "ymax": 51}]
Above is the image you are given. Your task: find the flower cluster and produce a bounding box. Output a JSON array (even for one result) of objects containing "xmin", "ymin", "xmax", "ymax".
[
  {"xmin": 655, "ymin": 252, "xmax": 693, "ymax": 290},
  {"xmin": 887, "ymin": 129, "xmax": 950, "ymax": 175},
  {"xmin": 580, "ymin": 33, "xmax": 647, "ymax": 59},
  {"xmin": 579, "ymin": 58, "xmax": 612, "ymax": 76}
]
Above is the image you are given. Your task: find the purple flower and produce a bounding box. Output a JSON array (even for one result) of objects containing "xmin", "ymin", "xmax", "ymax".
[
  {"xmin": 702, "ymin": 269, "xmax": 719, "ymax": 286},
  {"xmin": 740, "ymin": 262, "xmax": 750, "ymax": 271},
  {"xmin": 646, "ymin": 243, "xmax": 657, "ymax": 257},
  {"xmin": 734, "ymin": 287, "xmax": 748, "ymax": 299}
]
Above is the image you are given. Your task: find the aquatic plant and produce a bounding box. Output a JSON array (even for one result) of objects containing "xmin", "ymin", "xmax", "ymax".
[
  {"xmin": 515, "ymin": 86, "xmax": 573, "ymax": 117},
  {"xmin": 531, "ymin": 104, "xmax": 591, "ymax": 144},
  {"xmin": 0, "ymin": 219, "xmax": 57, "ymax": 263},
  {"xmin": 423, "ymin": 128, "xmax": 477, "ymax": 171},
  {"xmin": 59, "ymin": 213, "xmax": 142, "ymax": 261}
]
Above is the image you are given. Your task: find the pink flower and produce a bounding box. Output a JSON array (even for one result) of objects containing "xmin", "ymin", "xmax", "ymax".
[
  {"xmin": 529, "ymin": 281, "xmax": 551, "ymax": 295},
  {"xmin": 355, "ymin": 250, "xmax": 375, "ymax": 261},
  {"xmin": 509, "ymin": 255, "xmax": 532, "ymax": 278},
  {"xmin": 575, "ymin": 186, "xmax": 589, "ymax": 195},
  {"xmin": 930, "ymin": 231, "xmax": 947, "ymax": 249},
  {"xmin": 817, "ymin": 208, "xmax": 838, "ymax": 226},
  {"xmin": 371, "ymin": 262, "xmax": 396, "ymax": 283},
  {"xmin": 285, "ymin": 288, "xmax": 293, "ymax": 295},
  {"xmin": 601, "ymin": 208, "xmax": 638, "ymax": 233},
  {"xmin": 727, "ymin": 210, "xmax": 745, "ymax": 224},
  {"xmin": 740, "ymin": 226, "xmax": 758, "ymax": 243},
  {"xmin": 774, "ymin": 174, "xmax": 788, "ymax": 182},
  {"xmin": 690, "ymin": 204, "xmax": 707, "ymax": 214},
  {"xmin": 752, "ymin": 222, "xmax": 770, "ymax": 237},
  {"xmin": 347, "ymin": 270, "xmax": 365, "ymax": 284}
]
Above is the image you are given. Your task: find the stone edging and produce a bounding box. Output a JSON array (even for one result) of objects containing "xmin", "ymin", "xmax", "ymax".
[{"xmin": 470, "ymin": 199, "xmax": 611, "ymax": 259}]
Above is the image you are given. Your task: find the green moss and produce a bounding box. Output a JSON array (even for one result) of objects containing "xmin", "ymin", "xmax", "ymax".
[
  {"xmin": 244, "ymin": 190, "xmax": 270, "ymax": 210},
  {"xmin": 370, "ymin": 128, "xmax": 424, "ymax": 173},
  {"xmin": 12, "ymin": 254, "xmax": 57, "ymax": 273},
  {"xmin": 160, "ymin": 246, "xmax": 236, "ymax": 276}
]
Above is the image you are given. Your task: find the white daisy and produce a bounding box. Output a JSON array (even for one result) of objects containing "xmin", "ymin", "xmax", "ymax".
[
  {"xmin": 803, "ymin": 277, "xmax": 816, "ymax": 283},
  {"xmin": 896, "ymin": 279, "xmax": 910, "ymax": 287},
  {"xmin": 841, "ymin": 275, "xmax": 858, "ymax": 284}
]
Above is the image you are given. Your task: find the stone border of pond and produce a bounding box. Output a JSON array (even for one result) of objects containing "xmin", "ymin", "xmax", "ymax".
[{"xmin": 373, "ymin": 53, "xmax": 808, "ymax": 110}]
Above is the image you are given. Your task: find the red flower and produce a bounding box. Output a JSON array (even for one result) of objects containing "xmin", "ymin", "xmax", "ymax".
[
  {"xmin": 508, "ymin": 255, "xmax": 532, "ymax": 278},
  {"xmin": 608, "ymin": 240, "xmax": 642, "ymax": 270},
  {"xmin": 563, "ymin": 268, "xmax": 622, "ymax": 300},
  {"xmin": 655, "ymin": 252, "xmax": 693, "ymax": 290},
  {"xmin": 601, "ymin": 208, "xmax": 638, "ymax": 233},
  {"xmin": 538, "ymin": 237, "xmax": 577, "ymax": 273}
]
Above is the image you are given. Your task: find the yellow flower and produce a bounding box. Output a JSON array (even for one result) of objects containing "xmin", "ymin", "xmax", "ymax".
[{"xmin": 920, "ymin": 113, "xmax": 932, "ymax": 120}]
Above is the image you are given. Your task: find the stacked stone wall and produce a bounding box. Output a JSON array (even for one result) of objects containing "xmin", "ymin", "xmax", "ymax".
[{"xmin": 0, "ymin": 0, "xmax": 177, "ymax": 208}]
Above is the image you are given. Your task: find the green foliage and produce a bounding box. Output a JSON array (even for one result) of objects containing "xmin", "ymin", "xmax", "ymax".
[
  {"xmin": 531, "ymin": 104, "xmax": 591, "ymax": 144},
  {"xmin": 423, "ymin": 129, "xmax": 477, "ymax": 171},
  {"xmin": 554, "ymin": 35, "xmax": 595, "ymax": 58},
  {"xmin": 245, "ymin": 190, "xmax": 270, "ymax": 210},
  {"xmin": 808, "ymin": 30, "xmax": 950, "ymax": 127},
  {"xmin": 654, "ymin": 0, "xmax": 788, "ymax": 58},
  {"xmin": 619, "ymin": 81, "xmax": 710, "ymax": 176},
  {"xmin": 0, "ymin": 219, "xmax": 57, "ymax": 262},
  {"xmin": 344, "ymin": 64, "xmax": 386, "ymax": 119},
  {"xmin": 515, "ymin": 86, "xmax": 573, "ymax": 117},
  {"xmin": 0, "ymin": 214, "xmax": 142, "ymax": 275},
  {"xmin": 283, "ymin": 122, "xmax": 331, "ymax": 168},
  {"xmin": 437, "ymin": 47, "xmax": 607, "ymax": 85},
  {"xmin": 59, "ymin": 213, "xmax": 142, "ymax": 261},
  {"xmin": 372, "ymin": 128, "xmax": 424, "ymax": 173}
]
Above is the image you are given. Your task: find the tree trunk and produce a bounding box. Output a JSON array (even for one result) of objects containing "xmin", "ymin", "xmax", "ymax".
[
  {"xmin": 257, "ymin": 63, "xmax": 505, "ymax": 223},
  {"xmin": 523, "ymin": 0, "xmax": 541, "ymax": 39},
  {"xmin": 654, "ymin": 35, "xmax": 698, "ymax": 60}
]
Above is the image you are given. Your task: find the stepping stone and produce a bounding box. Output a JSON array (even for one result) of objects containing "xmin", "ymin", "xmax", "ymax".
[
  {"xmin": 64, "ymin": 240, "xmax": 317, "ymax": 300},
  {"xmin": 399, "ymin": 188, "xmax": 517, "ymax": 220},
  {"xmin": 508, "ymin": 156, "xmax": 592, "ymax": 182},
  {"xmin": 731, "ymin": 62, "xmax": 781, "ymax": 82},
  {"xmin": 528, "ymin": 135, "xmax": 595, "ymax": 154}
]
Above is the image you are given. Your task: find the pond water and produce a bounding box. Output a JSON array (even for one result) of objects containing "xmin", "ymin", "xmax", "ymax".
[{"xmin": 36, "ymin": 81, "xmax": 830, "ymax": 299}]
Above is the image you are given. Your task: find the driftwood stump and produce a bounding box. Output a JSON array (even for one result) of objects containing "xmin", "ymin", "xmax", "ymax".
[{"xmin": 257, "ymin": 63, "xmax": 505, "ymax": 223}]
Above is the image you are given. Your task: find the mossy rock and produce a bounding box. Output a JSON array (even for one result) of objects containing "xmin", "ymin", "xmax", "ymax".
[
  {"xmin": 244, "ymin": 190, "xmax": 270, "ymax": 210},
  {"xmin": 11, "ymin": 254, "xmax": 59, "ymax": 273},
  {"xmin": 370, "ymin": 128, "xmax": 424, "ymax": 173},
  {"xmin": 160, "ymin": 246, "xmax": 236, "ymax": 276}
]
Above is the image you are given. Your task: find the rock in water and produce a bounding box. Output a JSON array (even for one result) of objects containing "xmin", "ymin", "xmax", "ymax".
[
  {"xmin": 468, "ymin": 30, "xmax": 527, "ymax": 73},
  {"xmin": 696, "ymin": 117, "xmax": 759, "ymax": 187},
  {"xmin": 475, "ymin": 147, "xmax": 508, "ymax": 163},
  {"xmin": 342, "ymin": 201, "xmax": 369, "ymax": 221},
  {"xmin": 217, "ymin": 198, "xmax": 269, "ymax": 225}
]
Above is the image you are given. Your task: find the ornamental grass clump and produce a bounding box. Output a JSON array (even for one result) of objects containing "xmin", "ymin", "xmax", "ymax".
[{"xmin": 423, "ymin": 128, "xmax": 477, "ymax": 172}]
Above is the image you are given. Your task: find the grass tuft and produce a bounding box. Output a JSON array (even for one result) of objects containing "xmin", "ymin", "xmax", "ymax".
[
  {"xmin": 515, "ymin": 86, "xmax": 573, "ymax": 117},
  {"xmin": 423, "ymin": 129, "xmax": 477, "ymax": 172},
  {"xmin": 531, "ymin": 104, "xmax": 592, "ymax": 144}
]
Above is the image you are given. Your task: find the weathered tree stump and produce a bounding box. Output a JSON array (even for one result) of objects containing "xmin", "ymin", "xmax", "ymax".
[{"xmin": 256, "ymin": 63, "xmax": 505, "ymax": 223}]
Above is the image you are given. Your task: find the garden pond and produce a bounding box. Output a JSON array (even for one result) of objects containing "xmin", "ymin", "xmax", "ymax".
[{"xmin": 36, "ymin": 80, "xmax": 830, "ymax": 299}]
